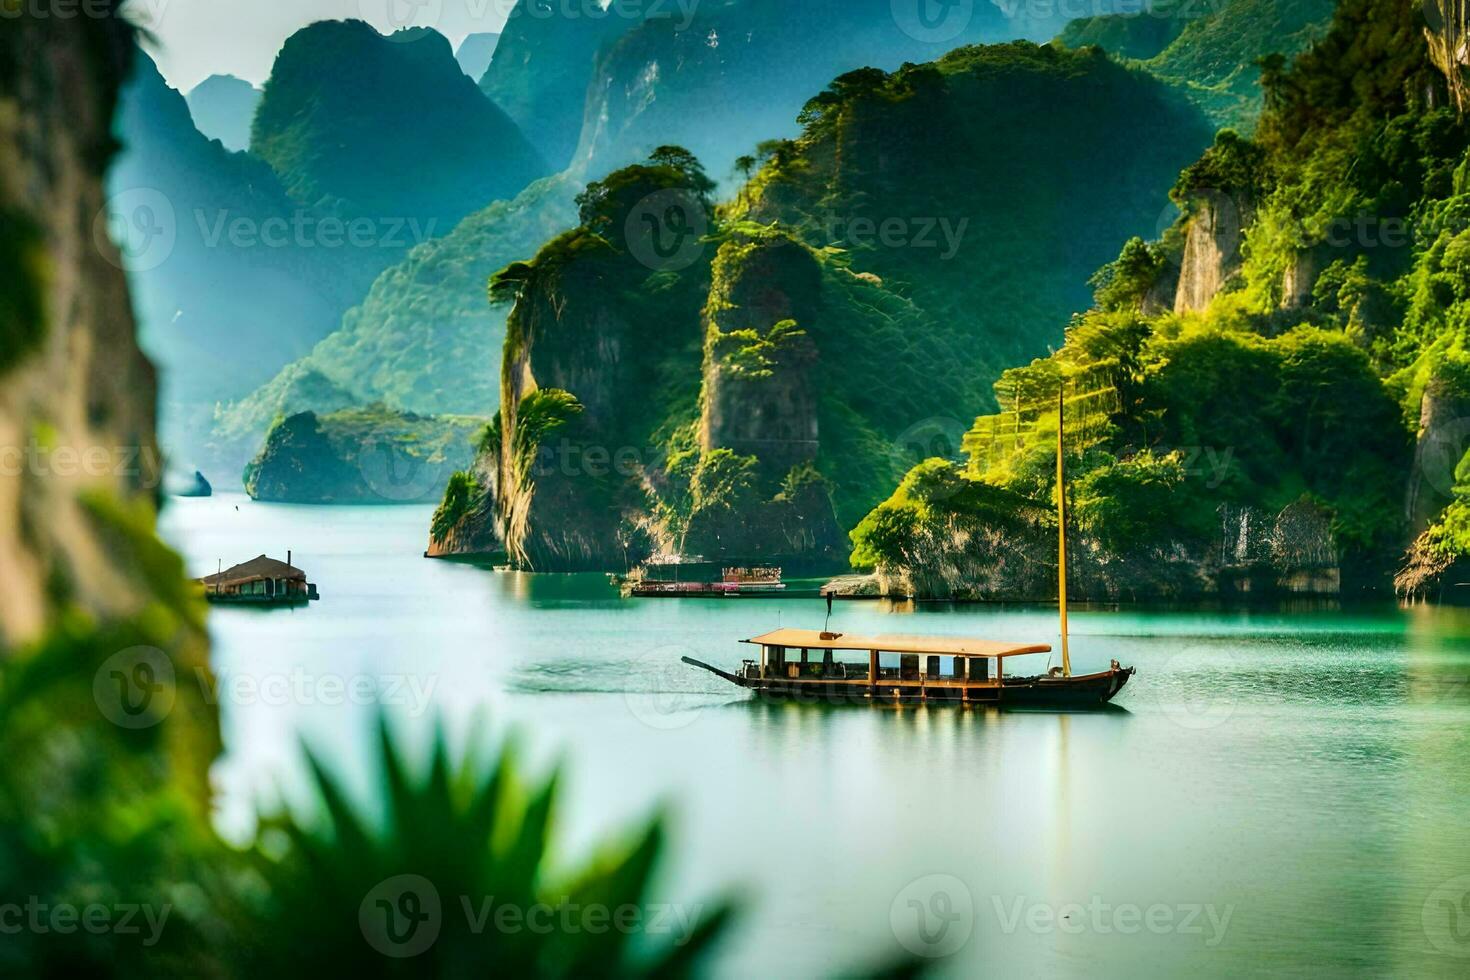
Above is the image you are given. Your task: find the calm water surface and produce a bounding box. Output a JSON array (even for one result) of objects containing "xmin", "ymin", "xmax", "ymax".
[{"xmin": 160, "ymin": 494, "xmax": 1470, "ymax": 977}]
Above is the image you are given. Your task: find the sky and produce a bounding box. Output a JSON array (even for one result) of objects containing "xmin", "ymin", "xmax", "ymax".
[{"xmin": 134, "ymin": 0, "xmax": 516, "ymax": 91}]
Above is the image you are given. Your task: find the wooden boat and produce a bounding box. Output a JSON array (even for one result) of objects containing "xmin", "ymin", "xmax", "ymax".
[
  {"xmin": 683, "ymin": 387, "xmax": 1136, "ymax": 709},
  {"xmin": 681, "ymin": 629, "xmax": 1133, "ymax": 708}
]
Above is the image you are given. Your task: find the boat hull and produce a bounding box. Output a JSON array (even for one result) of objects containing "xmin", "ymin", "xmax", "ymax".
[{"xmin": 682, "ymin": 658, "xmax": 1133, "ymax": 709}]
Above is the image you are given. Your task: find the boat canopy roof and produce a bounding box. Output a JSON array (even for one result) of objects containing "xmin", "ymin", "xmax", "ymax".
[{"xmin": 744, "ymin": 629, "xmax": 1052, "ymax": 659}]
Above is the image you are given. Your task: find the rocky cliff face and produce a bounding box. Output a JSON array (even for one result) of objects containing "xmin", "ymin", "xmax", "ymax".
[
  {"xmin": 480, "ymin": 0, "xmax": 626, "ymax": 169},
  {"xmin": 1174, "ymin": 188, "xmax": 1254, "ymax": 313},
  {"xmin": 0, "ymin": 1, "xmax": 218, "ymax": 908},
  {"xmin": 1280, "ymin": 247, "xmax": 1320, "ymax": 309},
  {"xmin": 868, "ymin": 498, "xmax": 1344, "ymax": 602},
  {"xmin": 184, "ymin": 73, "xmax": 261, "ymax": 152},
  {"xmin": 700, "ymin": 235, "xmax": 822, "ymax": 474},
  {"xmin": 1425, "ymin": 0, "xmax": 1470, "ymax": 112},
  {"xmin": 1406, "ymin": 365, "xmax": 1470, "ymax": 534},
  {"xmin": 573, "ymin": 0, "xmax": 1017, "ymax": 182},
  {"xmin": 2, "ymin": 14, "xmax": 170, "ymax": 643},
  {"xmin": 493, "ymin": 241, "xmax": 661, "ymax": 569}
]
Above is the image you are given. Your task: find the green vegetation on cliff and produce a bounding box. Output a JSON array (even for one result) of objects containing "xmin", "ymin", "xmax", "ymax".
[
  {"xmin": 733, "ymin": 42, "xmax": 1214, "ymax": 387},
  {"xmin": 1058, "ymin": 0, "xmax": 1337, "ymax": 130},
  {"xmin": 435, "ymin": 42, "xmax": 1216, "ymax": 570},
  {"xmin": 858, "ymin": 0, "xmax": 1468, "ymax": 599}
]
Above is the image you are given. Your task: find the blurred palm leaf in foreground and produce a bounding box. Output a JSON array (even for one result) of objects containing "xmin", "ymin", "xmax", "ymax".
[{"xmin": 237, "ymin": 717, "xmax": 735, "ymax": 978}]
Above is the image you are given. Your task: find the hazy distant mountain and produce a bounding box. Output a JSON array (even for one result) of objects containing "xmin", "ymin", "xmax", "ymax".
[
  {"xmin": 478, "ymin": 0, "xmax": 628, "ymax": 170},
  {"xmin": 482, "ymin": 0, "xmax": 1063, "ymax": 185},
  {"xmin": 456, "ymin": 31, "xmax": 500, "ymax": 80},
  {"xmin": 253, "ymin": 20, "xmax": 549, "ymax": 230},
  {"xmin": 215, "ymin": 174, "xmax": 580, "ymax": 477},
  {"xmin": 573, "ymin": 0, "xmax": 1040, "ymax": 183},
  {"xmin": 185, "ymin": 74, "xmax": 261, "ymax": 152},
  {"xmin": 110, "ymin": 51, "xmax": 414, "ymax": 473}
]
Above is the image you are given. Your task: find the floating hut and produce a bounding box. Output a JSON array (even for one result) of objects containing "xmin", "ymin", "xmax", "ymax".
[{"xmin": 199, "ymin": 553, "xmax": 319, "ymax": 604}]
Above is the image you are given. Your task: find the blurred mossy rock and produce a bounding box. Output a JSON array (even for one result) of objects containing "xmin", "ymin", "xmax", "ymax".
[{"xmin": 0, "ymin": 4, "xmax": 219, "ymax": 826}]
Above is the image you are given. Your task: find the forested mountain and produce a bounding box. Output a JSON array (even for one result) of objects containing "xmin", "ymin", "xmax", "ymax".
[
  {"xmin": 210, "ymin": 176, "xmax": 580, "ymax": 476},
  {"xmin": 109, "ymin": 53, "xmax": 382, "ymax": 443},
  {"xmin": 429, "ymin": 44, "xmax": 1212, "ymax": 569},
  {"xmin": 855, "ymin": 0, "xmax": 1470, "ymax": 600},
  {"xmin": 252, "ymin": 20, "xmax": 548, "ymax": 231},
  {"xmin": 184, "ymin": 74, "xmax": 261, "ymax": 151},
  {"xmin": 1057, "ymin": 0, "xmax": 1336, "ymax": 129},
  {"xmin": 573, "ymin": 0, "xmax": 1049, "ymax": 183}
]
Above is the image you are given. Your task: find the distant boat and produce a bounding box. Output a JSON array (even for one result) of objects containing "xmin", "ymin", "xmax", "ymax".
[
  {"xmin": 684, "ymin": 387, "xmax": 1137, "ymax": 708},
  {"xmin": 625, "ymin": 562, "xmax": 786, "ymax": 598},
  {"xmin": 198, "ymin": 553, "xmax": 318, "ymax": 605}
]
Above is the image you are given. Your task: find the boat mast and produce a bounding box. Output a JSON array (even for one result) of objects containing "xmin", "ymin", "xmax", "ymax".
[{"xmin": 1057, "ymin": 385, "xmax": 1071, "ymax": 678}]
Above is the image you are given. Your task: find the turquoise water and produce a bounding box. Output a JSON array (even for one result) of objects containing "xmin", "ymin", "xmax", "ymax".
[{"xmin": 159, "ymin": 494, "xmax": 1470, "ymax": 977}]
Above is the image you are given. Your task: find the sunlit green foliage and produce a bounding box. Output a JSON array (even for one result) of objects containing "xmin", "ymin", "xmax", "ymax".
[{"xmin": 431, "ymin": 470, "xmax": 482, "ymax": 541}]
